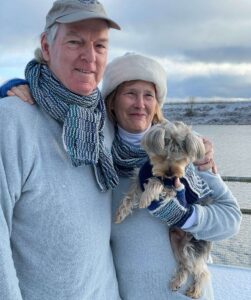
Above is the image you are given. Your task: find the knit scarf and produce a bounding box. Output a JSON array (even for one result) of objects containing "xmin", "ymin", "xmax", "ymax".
[
  {"xmin": 25, "ymin": 59, "xmax": 119, "ymax": 192},
  {"xmin": 112, "ymin": 127, "xmax": 148, "ymax": 177}
]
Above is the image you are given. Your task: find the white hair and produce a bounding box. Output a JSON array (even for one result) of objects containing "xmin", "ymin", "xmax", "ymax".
[
  {"xmin": 34, "ymin": 23, "xmax": 59, "ymax": 63},
  {"xmin": 46, "ymin": 23, "xmax": 59, "ymax": 45}
]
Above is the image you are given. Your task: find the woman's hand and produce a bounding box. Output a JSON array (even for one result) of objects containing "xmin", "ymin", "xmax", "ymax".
[
  {"xmin": 194, "ymin": 137, "xmax": 217, "ymax": 174},
  {"xmin": 7, "ymin": 85, "xmax": 34, "ymax": 105}
]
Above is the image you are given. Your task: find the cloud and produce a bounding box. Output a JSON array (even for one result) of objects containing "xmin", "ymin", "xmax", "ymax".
[
  {"xmin": 108, "ymin": 0, "xmax": 251, "ymax": 63},
  {"xmin": 159, "ymin": 57, "xmax": 251, "ymax": 79},
  {"xmin": 168, "ymin": 75, "xmax": 251, "ymax": 98},
  {"xmin": 158, "ymin": 56, "xmax": 251, "ymax": 98},
  {"xmin": 1, "ymin": 0, "xmax": 251, "ymax": 98}
]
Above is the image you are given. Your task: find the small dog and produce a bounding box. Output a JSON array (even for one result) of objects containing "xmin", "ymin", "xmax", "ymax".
[{"xmin": 115, "ymin": 120, "xmax": 212, "ymax": 299}]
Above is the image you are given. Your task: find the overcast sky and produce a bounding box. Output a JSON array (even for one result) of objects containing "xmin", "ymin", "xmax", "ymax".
[{"xmin": 1, "ymin": 0, "xmax": 251, "ymax": 99}]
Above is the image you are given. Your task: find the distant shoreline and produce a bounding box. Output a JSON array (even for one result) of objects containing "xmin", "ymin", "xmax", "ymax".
[
  {"xmin": 163, "ymin": 101, "xmax": 251, "ymax": 125},
  {"xmin": 166, "ymin": 98, "xmax": 251, "ymax": 104}
]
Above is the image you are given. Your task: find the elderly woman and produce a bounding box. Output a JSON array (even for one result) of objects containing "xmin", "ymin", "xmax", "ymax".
[
  {"xmin": 0, "ymin": 53, "xmax": 241, "ymax": 300},
  {"xmin": 102, "ymin": 53, "xmax": 241, "ymax": 300}
]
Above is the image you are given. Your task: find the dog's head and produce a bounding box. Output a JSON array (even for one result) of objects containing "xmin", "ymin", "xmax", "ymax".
[{"xmin": 141, "ymin": 121, "xmax": 205, "ymax": 178}]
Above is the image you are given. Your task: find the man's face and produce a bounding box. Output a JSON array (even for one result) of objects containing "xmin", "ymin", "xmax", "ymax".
[{"xmin": 42, "ymin": 19, "xmax": 109, "ymax": 96}]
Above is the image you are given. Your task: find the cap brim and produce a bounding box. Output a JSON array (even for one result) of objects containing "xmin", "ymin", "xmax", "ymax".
[{"xmin": 56, "ymin": 11, "xmax": 121, "ymax": 30}]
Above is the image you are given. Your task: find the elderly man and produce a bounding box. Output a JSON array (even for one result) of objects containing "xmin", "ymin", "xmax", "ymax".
[{"xmin": 0, "ymin": 0, "xmax": 121, "ymax": 299}]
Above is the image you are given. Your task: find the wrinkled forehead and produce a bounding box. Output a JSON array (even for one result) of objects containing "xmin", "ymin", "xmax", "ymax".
[{"xmin": 52, "ymin": 19, "xmax": 109, "ymax": 44}]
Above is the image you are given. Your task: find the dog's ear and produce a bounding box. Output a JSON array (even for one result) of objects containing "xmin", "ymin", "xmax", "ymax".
[
  {"xmin": 172, "ymin": 121, "xmax": 205, "ymax": 161},
  {"xmin": 185, "ymin": 133, "xmax": 205, "ymax": 161},
  {"xmin": 141, "ymin": 124, "xmax": 166, "ymax": 155}
]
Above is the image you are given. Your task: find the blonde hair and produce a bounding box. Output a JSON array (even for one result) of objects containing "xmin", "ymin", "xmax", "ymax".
[{"xmin": 105, "ymin": 81, "xmax": 165, "ymax": 126}]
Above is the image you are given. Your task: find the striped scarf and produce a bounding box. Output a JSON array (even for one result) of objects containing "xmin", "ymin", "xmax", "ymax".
[
  {"xmin": 25, "ymin": 59, "xmax": 118, "ymax": 192},
  {"xmin": 112, "ymin": 128, "xmax": 148, "ymax": 177}
]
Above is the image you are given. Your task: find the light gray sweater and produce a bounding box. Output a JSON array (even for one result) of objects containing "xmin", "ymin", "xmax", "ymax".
[
  {"xmin": 111, "ymin": 167, "xmax": 241, "ymax": 299},
  {"xmin": 0, "ymin": 97, "xmax": 121, "ymax": 300}
]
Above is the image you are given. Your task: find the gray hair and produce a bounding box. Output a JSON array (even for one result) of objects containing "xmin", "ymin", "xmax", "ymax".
[
  {"xmin": 35, "ymin": 23, "xmax": 59, "ymax": 63},
  {"xmin": 46, "ymin": 23, "xmax": 59, "ymax": 45}
]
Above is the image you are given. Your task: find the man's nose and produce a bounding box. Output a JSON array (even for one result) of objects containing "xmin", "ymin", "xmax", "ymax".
[{"xmin": 80, "ymin": 45, "xmax": 95, "ymax": 63}]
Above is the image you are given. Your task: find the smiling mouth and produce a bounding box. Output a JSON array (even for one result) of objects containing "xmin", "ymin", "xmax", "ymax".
[
  {"xmin": 75, "ymin": 68, "xmax": 93, "ymax": 74},
  {"xmin": 130, "ymin": 113, "xmax": 146, "ymax": 117}
]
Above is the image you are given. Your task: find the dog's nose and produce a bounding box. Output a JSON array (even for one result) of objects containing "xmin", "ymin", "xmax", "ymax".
[{"xmin": 165, "ymin": 169, "xmax": 175, "ymax": 178}]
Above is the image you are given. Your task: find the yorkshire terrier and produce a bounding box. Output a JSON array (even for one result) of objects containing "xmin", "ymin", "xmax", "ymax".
[{"xmin": 115, "ymin": 120, "xmax": 212, "ymax": 299}]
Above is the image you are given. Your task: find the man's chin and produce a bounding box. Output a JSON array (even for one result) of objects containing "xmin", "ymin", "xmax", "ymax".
[{"xmin": 69, "ymin": 83, "xmax": 97, "ymax": 96}]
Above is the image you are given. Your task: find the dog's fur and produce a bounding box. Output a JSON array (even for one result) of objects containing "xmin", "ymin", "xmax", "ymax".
[{"xmin": 115, "ymin": 121, "xmax": 212, "ymax": 299}]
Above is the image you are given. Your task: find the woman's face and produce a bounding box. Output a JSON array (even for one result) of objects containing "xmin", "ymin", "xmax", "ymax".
[{"xmin": 112, "ymin": 80, "xmax": 158, "ymax": 133}]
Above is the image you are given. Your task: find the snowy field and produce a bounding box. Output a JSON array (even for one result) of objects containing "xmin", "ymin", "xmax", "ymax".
[{"xmin": 164, "ymin": 100, "xmax": 251, "ymax": 125}]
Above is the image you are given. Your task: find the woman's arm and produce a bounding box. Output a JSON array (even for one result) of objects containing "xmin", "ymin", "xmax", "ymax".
[
  {"xmin": 187, "ymin": 170, "xmax": 242, "ymax": 241},
  {"xmin": 0, "ymin": 78, "xmax": 34, "ymax": 104}
]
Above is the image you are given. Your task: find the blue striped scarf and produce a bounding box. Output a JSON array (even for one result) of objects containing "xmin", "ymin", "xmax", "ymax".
[
  {"xmin": 25, "ymin": 59, "xmax": 118, "ymax": 192},
  {"xmin": 112, "ymin": 128, "xmax": 148, "ymax": 177}
]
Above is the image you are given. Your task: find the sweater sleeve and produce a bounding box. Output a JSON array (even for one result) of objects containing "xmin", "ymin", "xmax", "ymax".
[
  {"xmin": 186, "ymin": 169, "xmax": 242, "ymax": 241},
  {"xmin": 0, "ymin": 98, "xmax": 35, "ymax": 299},
  {"xmin": 0, "ymin": 78, "xmax": 28, "ymax": 98}
]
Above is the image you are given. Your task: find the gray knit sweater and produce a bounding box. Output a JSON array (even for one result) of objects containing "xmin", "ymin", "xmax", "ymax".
[{"xmin": 0, "ymin": 97, "xmax": 120, "ymax": 300}]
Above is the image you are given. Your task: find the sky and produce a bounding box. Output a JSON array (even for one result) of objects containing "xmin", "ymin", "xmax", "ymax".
[{"xmin": 1, "ymin": 0, "xmax": 251, "ymax": 100}]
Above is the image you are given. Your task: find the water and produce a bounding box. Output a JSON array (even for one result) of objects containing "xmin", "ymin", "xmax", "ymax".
[
  {"xmin": 193, "ymin": 125, "xmax": 251, "ymax": 268},
  {"xmin": 193, "ymin": 125, "xmax": 251, "ymax": 177}
]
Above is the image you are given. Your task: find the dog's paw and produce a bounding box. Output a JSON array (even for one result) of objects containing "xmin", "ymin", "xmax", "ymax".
[
  {"xmin": 186, "ymin": 286, "xmax": 202, "ymax": 299},
  {"xmin": 114, "ymin": 211, "xmax": 125, "ymax": 224},
  {"xmin": 139, "ymin": 199, "xmax": 149, "ymax": 208},
  {"xmin": 170, "ymin": 277, "xmax": 181, "ymax": 291},
  {"xmin": 114, "ymin": 217, "xmax": 122, "ymax": 224}
]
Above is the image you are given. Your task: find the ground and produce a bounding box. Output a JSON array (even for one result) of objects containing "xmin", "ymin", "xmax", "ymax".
[{"xmin": 163, "ymin": 101, "xmax": 251, "ymax": 125}]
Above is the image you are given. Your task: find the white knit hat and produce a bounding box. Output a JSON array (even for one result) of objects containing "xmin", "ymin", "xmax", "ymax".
[{"xmin": 101, "ymin": 53, "xmax": 167, "ymax": 107}]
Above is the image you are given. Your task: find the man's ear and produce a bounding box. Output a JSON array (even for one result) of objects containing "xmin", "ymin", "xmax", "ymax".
[{"xmin": 41, "ymin": 33, "xmax": 50, "ymax": 62}]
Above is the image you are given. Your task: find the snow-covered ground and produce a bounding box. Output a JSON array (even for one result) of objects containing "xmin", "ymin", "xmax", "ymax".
[{"xmin": 163, "ymin": 100, "xmax": 251, "ymax": 125}]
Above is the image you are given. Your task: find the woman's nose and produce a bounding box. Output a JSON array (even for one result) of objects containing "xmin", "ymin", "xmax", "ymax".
[{"xmin": 135, "ymin": 94, "xmax": 145, "ymax": 108}]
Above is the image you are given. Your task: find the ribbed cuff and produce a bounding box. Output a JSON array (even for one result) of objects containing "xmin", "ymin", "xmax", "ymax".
[
  {"xmin": 173, "ymin": 205, "xmax": 194, "ymax": 228},
  {"xmin": 149, "ymin": 198, "xmax": 188, "ymax": 226}
]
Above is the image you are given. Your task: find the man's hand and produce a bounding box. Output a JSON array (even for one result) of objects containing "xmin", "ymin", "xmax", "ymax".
[{"xmin": 194, "ymin": 137, "xmax": 217, "ymax": 174}]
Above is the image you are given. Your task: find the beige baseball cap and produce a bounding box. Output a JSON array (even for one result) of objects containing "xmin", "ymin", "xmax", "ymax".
[{"xmin": 45, "ymin": 0, "xmax": 121, "ymax": 31}]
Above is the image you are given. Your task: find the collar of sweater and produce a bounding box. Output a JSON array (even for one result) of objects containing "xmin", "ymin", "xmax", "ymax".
[{"xmin": 117, "ymin": 124, "xmax": 151, "ymax": 147}]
